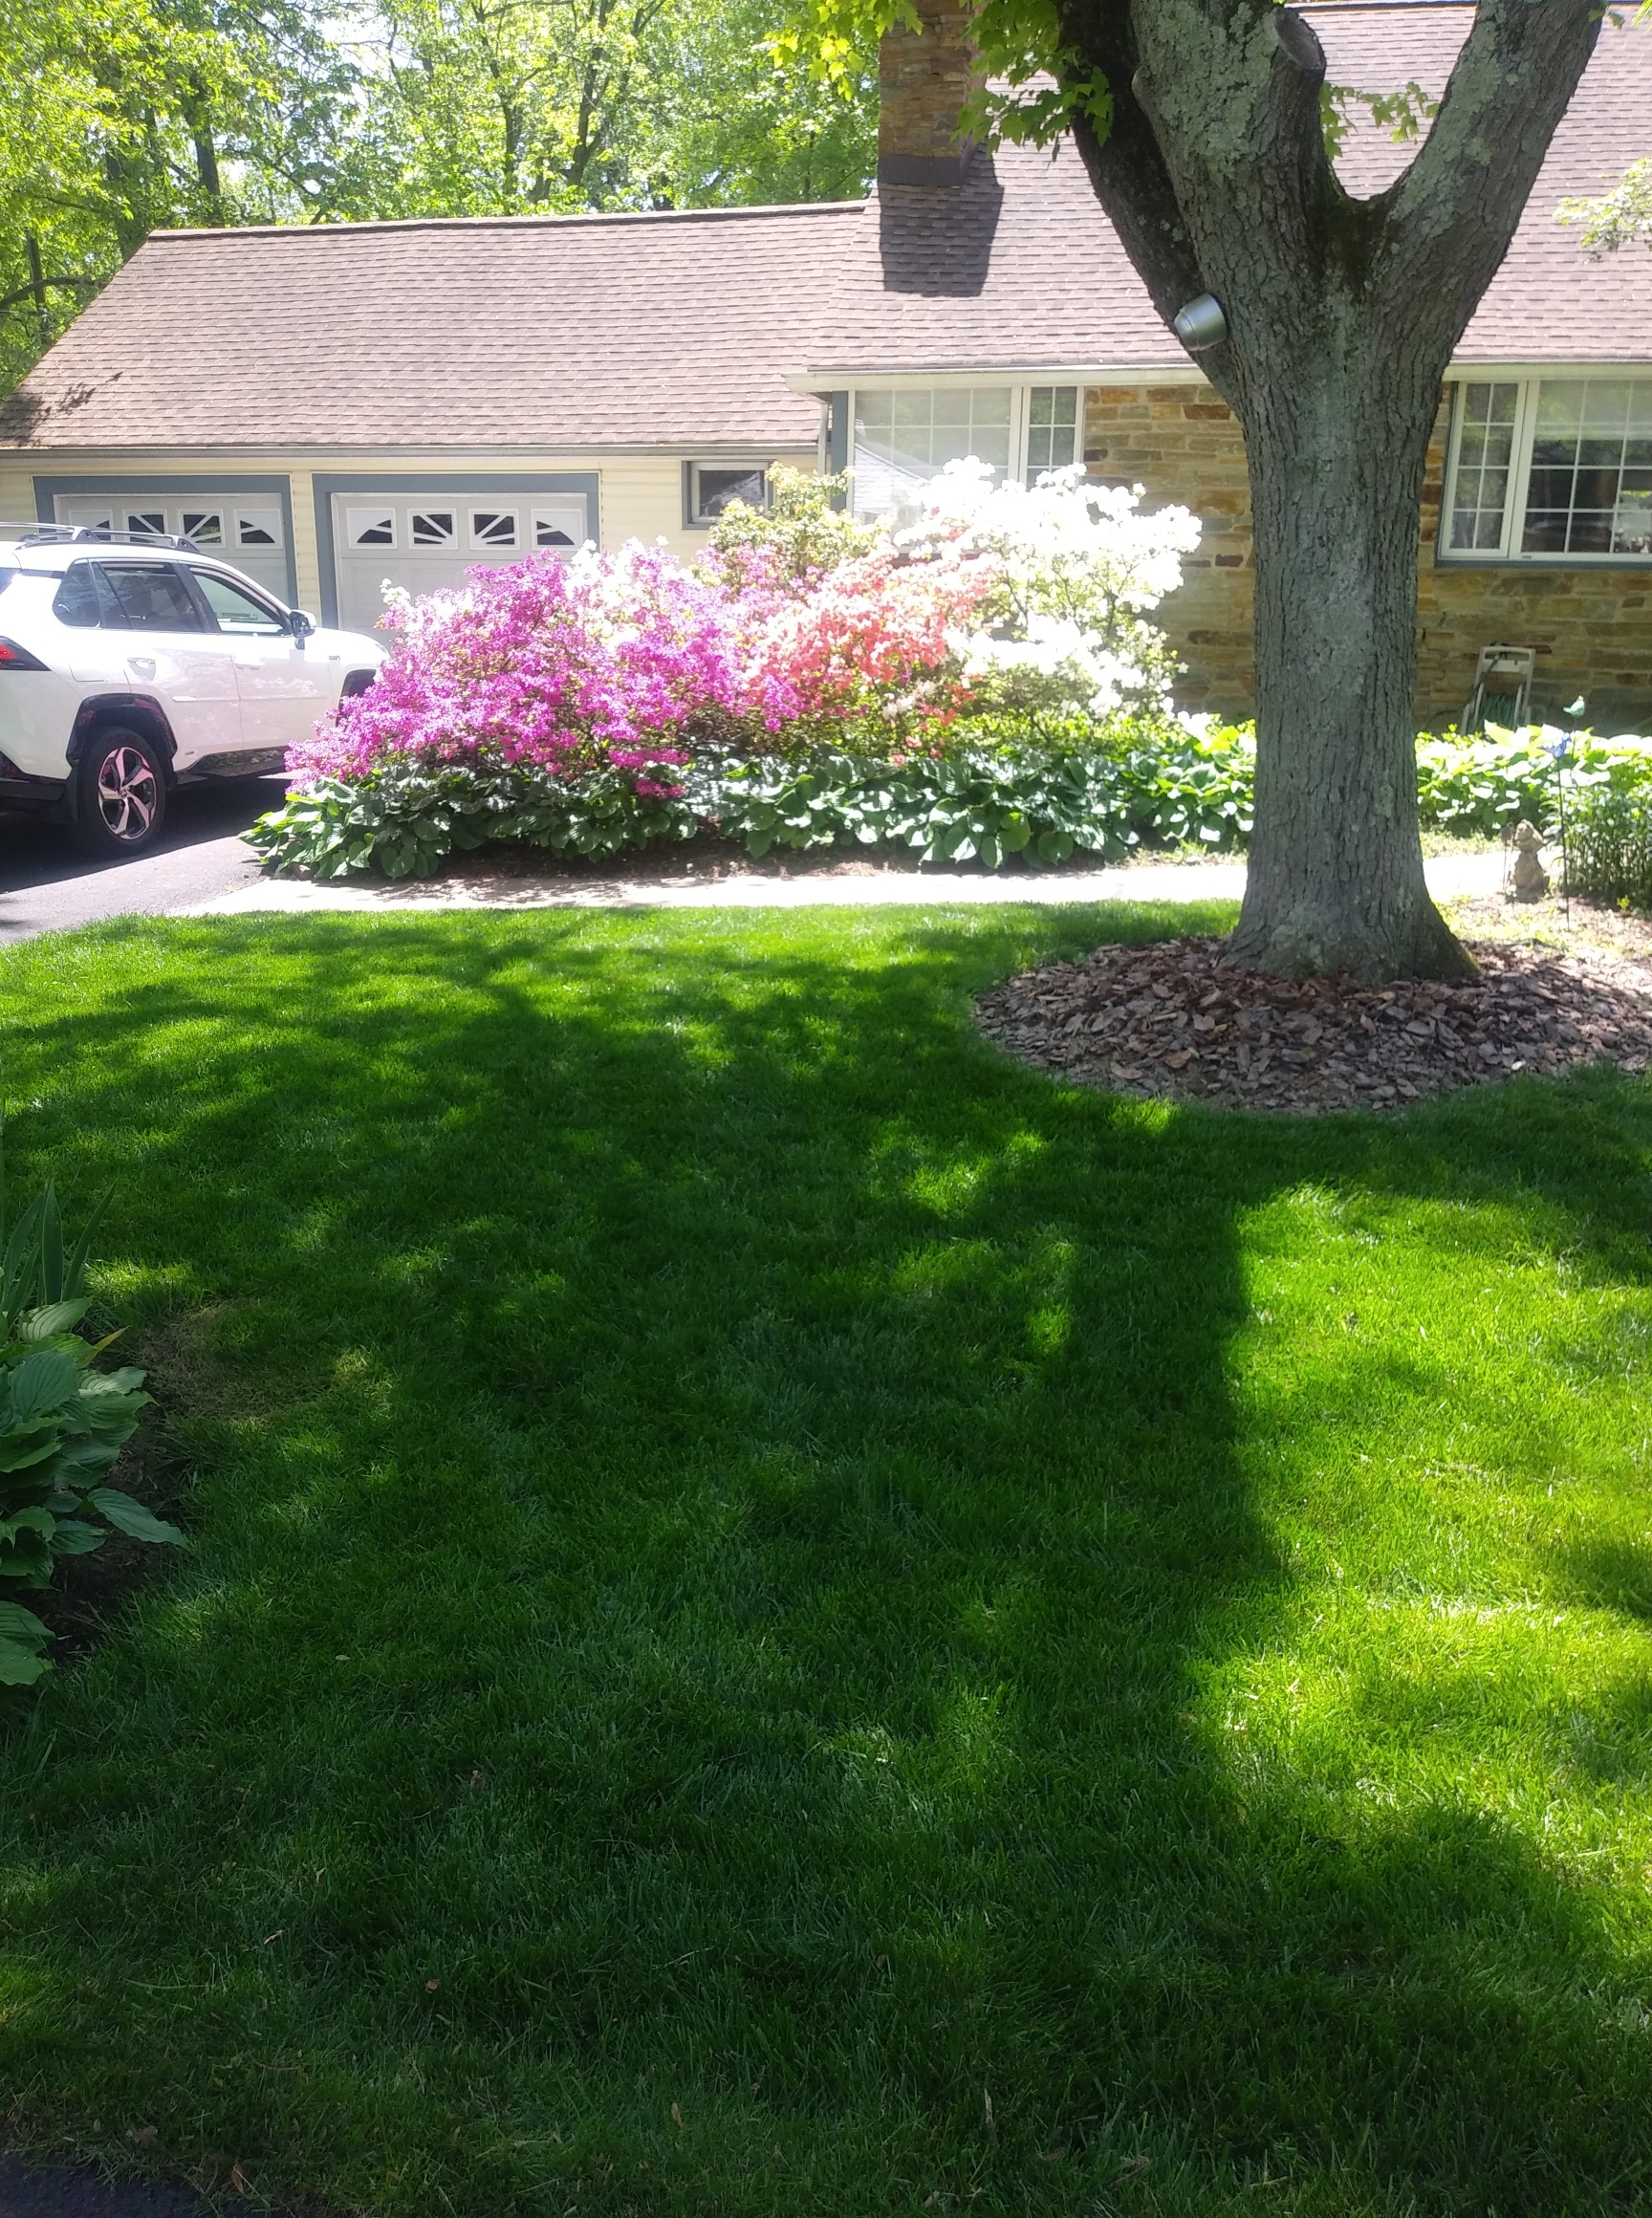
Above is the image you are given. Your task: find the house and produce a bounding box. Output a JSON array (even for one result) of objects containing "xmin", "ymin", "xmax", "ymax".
[{"xmin": 1, "ymin": 0, "xmax": 1648, "ymax": 727}]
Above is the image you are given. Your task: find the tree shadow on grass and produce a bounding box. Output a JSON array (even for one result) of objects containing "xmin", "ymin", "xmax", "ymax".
[{"xmin": 0, "ymin": 905, "xmax": 1650, "ymax": 2217}]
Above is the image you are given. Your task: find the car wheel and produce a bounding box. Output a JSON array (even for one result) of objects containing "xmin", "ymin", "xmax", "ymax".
[{"xmin": 73, "ymin": 726, "xmax": 167, "ymax": 857}]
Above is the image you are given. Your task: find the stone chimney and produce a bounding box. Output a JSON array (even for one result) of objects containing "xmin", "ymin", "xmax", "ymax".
[{"xmin": 877, "ymin": 0, "xmax": 982, "ymax": 186}]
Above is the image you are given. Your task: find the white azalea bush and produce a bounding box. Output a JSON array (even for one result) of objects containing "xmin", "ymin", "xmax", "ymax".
[{"xmin": 896, "ymin": 459, "xmax": 1201, "ymax": 723}]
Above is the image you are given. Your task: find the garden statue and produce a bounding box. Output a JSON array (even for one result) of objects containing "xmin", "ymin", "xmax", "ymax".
[{"xmin": 1510, "ymin": 820, "xmax": 1550, "ymax": 903}]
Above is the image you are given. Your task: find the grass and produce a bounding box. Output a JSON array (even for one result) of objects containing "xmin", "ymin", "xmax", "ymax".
[{"xmin": 1, "ymin": 897, "xmax": 1652, "ymax": 2218}]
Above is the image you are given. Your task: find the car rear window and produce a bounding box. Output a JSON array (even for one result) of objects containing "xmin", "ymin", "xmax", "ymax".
[
  {"xmin": 97, "ymin": 562, "xmax": 202, "ymax": 631},
  {"xmin": 53, "ymin": 563, "xmax": 100, "ymax": 628}
]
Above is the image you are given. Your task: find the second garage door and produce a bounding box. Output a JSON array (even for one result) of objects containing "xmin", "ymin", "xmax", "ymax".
[{"xmin": 331, "ymin": 491, "xmax": 592, "ymax": 633}]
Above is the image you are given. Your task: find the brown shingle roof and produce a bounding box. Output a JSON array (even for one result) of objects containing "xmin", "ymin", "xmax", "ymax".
[
  {"xmin": 805, "ymin": 2, "xmax": 1652, "ymax": 377},
  {"xmin": 3, "ymin": 0, "xmax": 1648, "ymax": 455},
  {"xmin": 0, "ymin": 202, "xmax": 859, "ymax": 451}
]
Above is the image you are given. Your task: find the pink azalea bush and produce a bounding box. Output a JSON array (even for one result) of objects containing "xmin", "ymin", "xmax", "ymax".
[
  {"xmin": 288, "ymin": 463, "xmax": 1200, "ymax": 795},
  {"xmin": 290, "ymin": 540, "xmax": 740, "ymax": 794}
]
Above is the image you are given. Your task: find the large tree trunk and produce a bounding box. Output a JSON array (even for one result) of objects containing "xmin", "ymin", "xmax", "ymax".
[
  {"xmin": 1059, "ymin": 0, "xmax": 1605, "ymax": 980},
  {"xmin": 1228, "ymin": 350, "xmax": 1471, "ymax": 979}
]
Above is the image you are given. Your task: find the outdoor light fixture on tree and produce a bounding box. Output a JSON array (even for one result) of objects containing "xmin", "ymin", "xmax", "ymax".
[{"xmin": 789, "ymin": 0, "xmax": 1604, "ymax": 978}]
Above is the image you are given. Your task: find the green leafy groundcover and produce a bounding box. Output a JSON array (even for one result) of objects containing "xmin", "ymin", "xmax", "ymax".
[
  {"xmin": 247, "ymin": 720, "xmax": 1652, "ymax": 881},
  {"xmin": 7, "ymin": 905, "xmax": 1652, "ymax": 2218}
]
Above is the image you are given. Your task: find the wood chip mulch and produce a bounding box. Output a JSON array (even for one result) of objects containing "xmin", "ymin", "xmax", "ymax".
[{"xmin": 975, "ymin": 935, "xmax": 1652, "ymax": 1114}]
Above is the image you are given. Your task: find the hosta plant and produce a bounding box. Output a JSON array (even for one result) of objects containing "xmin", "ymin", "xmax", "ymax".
[{"xmin": 0, "ymin": 1157, "xmax": 181, "ymax": 1687}]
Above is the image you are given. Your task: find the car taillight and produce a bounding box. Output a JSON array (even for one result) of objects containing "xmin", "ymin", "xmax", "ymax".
[{"xmin": 0, "ymin": 638, "xmax": 46, "ymax": 670}]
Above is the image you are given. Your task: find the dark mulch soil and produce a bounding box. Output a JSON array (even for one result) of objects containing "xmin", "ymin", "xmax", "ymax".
[{"xmin": 976, "ymin": 933, "xmax": 1652, "ymax": 1114}]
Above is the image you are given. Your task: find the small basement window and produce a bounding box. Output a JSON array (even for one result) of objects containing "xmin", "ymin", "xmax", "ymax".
[{"xmin": 688, "ymin": 464, "xmax": 770, "ymax": 526}]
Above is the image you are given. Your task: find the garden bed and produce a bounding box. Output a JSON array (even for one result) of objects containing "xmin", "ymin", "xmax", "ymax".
[{"xmin": 977, "ymin": 917, "xmax": 1652, "ymax": 1114}]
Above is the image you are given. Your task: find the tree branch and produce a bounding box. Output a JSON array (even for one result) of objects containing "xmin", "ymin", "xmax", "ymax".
[
  {"xmin": 1057, "ymin": 0, "xmax": 1215, "ymax": 359},
  {"xmin": 1377, "ymin": 0, "xmax": 1603, "ymax": 358}
]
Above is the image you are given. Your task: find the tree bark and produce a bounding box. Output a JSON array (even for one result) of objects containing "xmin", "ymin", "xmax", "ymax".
[
  {"xmin": 1057, "ymin": 0, "xmax": 1605, "ymax": 979},
  {"xmin": 1235, "ymin": 346, "xmax": 1469, "ymax": 977}
]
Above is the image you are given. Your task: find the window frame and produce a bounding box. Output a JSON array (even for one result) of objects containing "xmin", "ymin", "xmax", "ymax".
[
  {"xmin": 844, "ymin": 382, "xmax": 1086, "ymax": 516},
  {"xmin": 185, "ymin": 565, "xmax": 293, "ymax": 638},
  {"xmin": 93, "ymin": 559, "xmax": 207, "ymax": 633},
  {"xmin": 1440, "ymin": 372, "xmax": 1652, "ymax": 566},
  {"xmin": 682, "ymin": 461, "xmax": 774, "ymax": 532}
]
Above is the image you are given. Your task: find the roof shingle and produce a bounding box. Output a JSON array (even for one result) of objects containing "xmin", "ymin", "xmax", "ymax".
[{"xmin": 3, "ymin": 1, "xmax": 1648, "ymax": 453}]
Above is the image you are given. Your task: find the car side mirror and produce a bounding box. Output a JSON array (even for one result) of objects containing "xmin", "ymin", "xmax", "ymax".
[{"xmin": 289, "ymin": 609, "xmax": 316, "ymax": 640}]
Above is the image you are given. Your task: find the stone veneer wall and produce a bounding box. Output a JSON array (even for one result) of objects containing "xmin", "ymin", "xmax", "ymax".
[{"xmin": 1082, "ymin": 383, "xmax": 1652, "ymax": 731}]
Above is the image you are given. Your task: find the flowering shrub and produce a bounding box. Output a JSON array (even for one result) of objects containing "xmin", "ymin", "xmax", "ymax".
[
  {"xmin": 900, "ymin": 461, "xmax": 1200, "ymax": 719},
  {"xmin": 290, "ymin": 540, "xmax": 738, "ymax": 794},
  {"xmin": 287, "ymin": 459, "xmax": 1202, "ymax": 809}
]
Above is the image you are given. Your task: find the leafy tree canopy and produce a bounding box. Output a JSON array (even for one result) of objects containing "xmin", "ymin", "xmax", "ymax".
[{"xmin": 0, "ymin": 0, "xmax": 875, "ymax": 392}]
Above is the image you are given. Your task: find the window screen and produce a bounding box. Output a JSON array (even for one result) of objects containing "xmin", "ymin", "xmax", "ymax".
[
  {"xmin": 1026, "ymin": 387, "xmax": 1079, "ymax": 478},
  {"xmin": 853, "ymin": 388, "xmax": 1012, "ymax": 516},
  {"xmin": 1523, "ymin": 380, "xmax": 1652, "ymax": 555},
  {"xmin": 1448, "ymin": 382, "xmax": 1520, "ymax": 552},
  {"xmin": 98, "ymin": 564, "xmax": 202, "ymax": 630}
]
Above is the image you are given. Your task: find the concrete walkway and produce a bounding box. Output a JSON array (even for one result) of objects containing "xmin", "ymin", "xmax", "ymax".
[{"xmin": 179, "ymin": 848, "xmax": 1507, "ymax": 917}]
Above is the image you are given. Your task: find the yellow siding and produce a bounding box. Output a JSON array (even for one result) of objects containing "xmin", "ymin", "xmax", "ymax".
[{"xmin": 2, "ymin": 447, "xmax": 815, "ymax": 610}]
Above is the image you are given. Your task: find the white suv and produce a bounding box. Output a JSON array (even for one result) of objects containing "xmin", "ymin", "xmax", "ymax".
[{"xmin": 0, "ymin": 525, "xmax": 383, "ymax": 857}]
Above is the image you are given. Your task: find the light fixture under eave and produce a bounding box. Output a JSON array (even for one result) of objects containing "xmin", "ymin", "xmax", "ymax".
[{"xmin": 1173, "ymin": 294, "xmax": 1228, "ymax": 350}]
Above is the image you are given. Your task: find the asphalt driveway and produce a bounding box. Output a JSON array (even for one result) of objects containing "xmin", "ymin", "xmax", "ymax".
[{"xmin": 0, "ymin": 778, "xmax": 279, "ymax": 943}]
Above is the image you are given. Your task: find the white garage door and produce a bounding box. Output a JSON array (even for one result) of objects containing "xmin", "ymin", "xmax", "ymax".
[
  {"xmin": 53, "ymin": 493, "xmax": 290, "ymax": 601},
  {"xmin": 332, "ymin": 494, "xmax": 591, "ymax": 634}
]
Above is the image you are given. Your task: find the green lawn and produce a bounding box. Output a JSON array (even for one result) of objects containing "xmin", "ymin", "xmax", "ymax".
[{"xmin": 3, "ymin": 900, "xmax": 1652, "ymax": 2218}]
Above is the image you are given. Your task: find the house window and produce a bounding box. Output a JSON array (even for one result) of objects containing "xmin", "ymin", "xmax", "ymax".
[
  {"xmin": 410, "ymin": 510, "xmax": 456, "ymax": 547},
  {"xmin": 1443, "ymin": 376, "xmax": 1652, "ymax": 561},
  {"xmin": 1026, "ymin": 386, "xmax": 1079, "ymax": 479},
  {"xmin": 470, "ymin": 510, "xmax": 518, "ymax": 550},
  {"xmin": 689, "ymin": 465, "xmax": 769, "ymax": 525},
  {"xmin": 853, "ymin": 387, "xmax": 1013, "ymax": 517}
]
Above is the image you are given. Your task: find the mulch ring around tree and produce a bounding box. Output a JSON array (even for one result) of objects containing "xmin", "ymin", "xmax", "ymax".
[{"xmin": 975, "ymin": 933, "xmax": 1652, "ymax": 1115}]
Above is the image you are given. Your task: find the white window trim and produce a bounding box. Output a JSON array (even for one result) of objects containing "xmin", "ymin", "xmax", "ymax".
[{"xmin": 1441, "ymin": 372, "xmax": 1652, "ymax": 566}]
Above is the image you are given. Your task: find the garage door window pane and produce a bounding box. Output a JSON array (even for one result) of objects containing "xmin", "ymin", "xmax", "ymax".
[
  {"xmin": 470, "ymin": 510, "xmax": 517, "ymax": 549},
  {"xmin": 181, "ymin": 511, "xmax": 224, "ymax": 547},
  {"xmin": 235, "ymin": 509, "xmax": 281, "ymax": 548},
  {"xmin": 410, "ymin": 511, "xmax": 455, "ymax": 547},
  {"xmin": 533, "ymin": 508, "xmax": 582, "ymax": 550},
  {"xmin": 348, "ymin": 510, "xmax": 396, "ymax": 548},
  {"xmin": 127, "ymin": 511, "xmax": 167, "ymax": 541}
]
